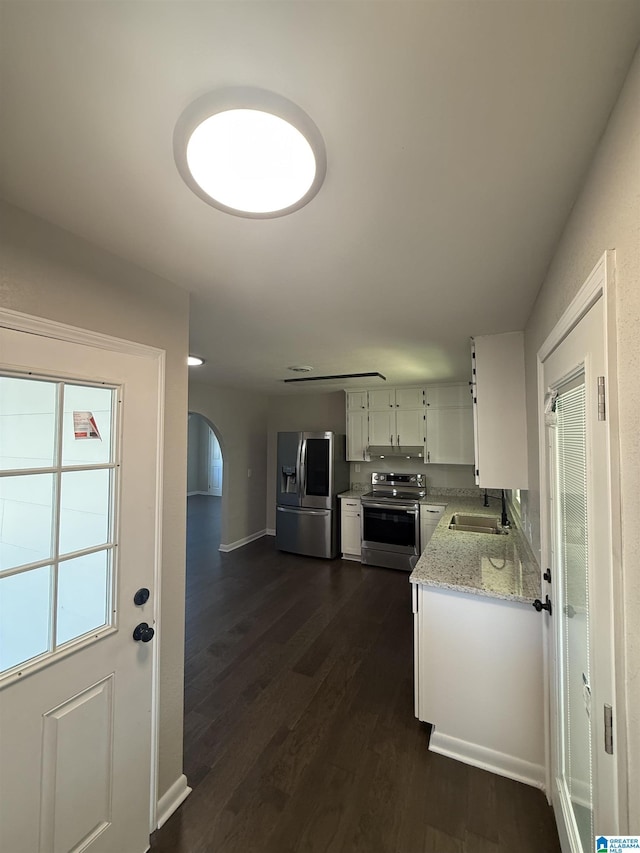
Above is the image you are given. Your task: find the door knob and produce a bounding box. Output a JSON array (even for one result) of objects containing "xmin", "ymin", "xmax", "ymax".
[
  {"xmin": 133, "ymin": 622, "xmax": 155, "ymax": 642},
  {"xmin": 532, "ymin": 596, "xmax": 552, "ymax": 615},
  {"xmin": 134, "ymin": 588, "xmax": 150, "ymax": 606}
]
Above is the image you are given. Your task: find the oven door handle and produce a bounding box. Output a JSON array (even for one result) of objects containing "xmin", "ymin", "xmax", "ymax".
[{"xmin": 362, "ymin": 501, "xmax": 419, "ymax": 513}]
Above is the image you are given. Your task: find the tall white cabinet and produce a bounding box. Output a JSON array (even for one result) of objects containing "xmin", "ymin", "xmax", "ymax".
[{"xmin": 471, "ymin": 333, "xmax": 528, "ymax": 488}]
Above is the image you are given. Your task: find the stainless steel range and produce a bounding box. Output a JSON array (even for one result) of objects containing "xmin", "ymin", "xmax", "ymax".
[{"xmin": 360, "ymin": 472, "xmax": 426, "ymax": 572}]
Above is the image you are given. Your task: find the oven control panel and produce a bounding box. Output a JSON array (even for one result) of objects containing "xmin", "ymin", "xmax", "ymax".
[{"xmin": 371, "ymin": 472, "xmax": 425, "ymax": 488}]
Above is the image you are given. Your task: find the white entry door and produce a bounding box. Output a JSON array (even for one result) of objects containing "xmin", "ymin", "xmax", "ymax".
[
  {"xmin": 208, "ymin": 429, "xmax": 223, "ymax": 496},
  {"xmin": 0, "ymin": 321, "xmax": 162, "ymax": 853},
  {"xmin": 541, "ymin": 291, "xmax": 617, "ymax": 851}
]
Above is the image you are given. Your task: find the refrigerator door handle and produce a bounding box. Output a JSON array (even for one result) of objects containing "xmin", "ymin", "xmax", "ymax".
[
  {"xmin": 299, "ymin": 437, "xmax": 307, "ymax": 497},
  {"xmin": 277, "ymin": 506, "xmax": 329, "ymax": 517}
]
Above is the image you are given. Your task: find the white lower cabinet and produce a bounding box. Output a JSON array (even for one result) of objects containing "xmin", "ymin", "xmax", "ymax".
[
  {"xmin": 412, "ymin": 583, "xmax": 545, "ymax": 787},
  {"xmin": 340, "ymin": 498, "xmax": 361, "ymax": 560},
  {"xmin": 419, "ymin": 504, "xmax": 445, "ymax": 551}
]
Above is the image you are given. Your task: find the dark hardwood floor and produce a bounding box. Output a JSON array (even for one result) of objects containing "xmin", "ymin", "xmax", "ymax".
[{"xmin": 151, "ymin": 495, "xmax": 560, "ymax": 853}]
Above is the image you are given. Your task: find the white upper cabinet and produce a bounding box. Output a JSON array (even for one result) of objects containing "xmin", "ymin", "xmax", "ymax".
[
  {"xmin": 347, "ymin": 410, "xmax": 370, "ymax": 461},
  {"xmin": 368, "ymin": 387, "xmax": 425, "ymax": 410},
  {"xmin": 426, "ymin": 408, "xmax": 474, "ymax": 464},
  {"xmin": 395, "ymin": 408, "xmax": 426, "ymax": 448},
  {"xmin": 471, "ymin": 332, "xmax": 528, "ymax": 489},
  {"xmin": 367, "ymin": 388, "xmax": 396, "ymax": 410},
  {"xmin": 394, "ymin": 387, "xmax": 425, "ymax": 409},
  {"xmin": 368, "ymin": 408, "xmax": 425, "ymax": 449},
  {"xmin": 345, "ymin": 385, "xmax": 475, "ymax": 463},
  {"xmin": 425, "ymin": 383, "xmax": 474, "ymax": 465},
  {"xmin": 368, "ymin": 390, "xmax": 426, "ymax": 450},
  {"xmin": 368, "ymin": 408, "xmax": 396, "ymax": 446},
  {"xmin": 346, "ymin": 390, "xmax": 368, "ymax": 411},
  {"xmin": 425, "ymin": 383, "xmax": 472, "ymax": 409}
]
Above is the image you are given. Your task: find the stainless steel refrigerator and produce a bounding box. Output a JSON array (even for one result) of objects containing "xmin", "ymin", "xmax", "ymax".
[{"xmin": 275, "ymin": 431, "xmax": 349, "ymax": 559}]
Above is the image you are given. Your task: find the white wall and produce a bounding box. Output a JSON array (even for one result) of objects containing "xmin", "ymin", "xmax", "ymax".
[
  {"xmin": 523, "ymin": 46, "xmax": 640, "ymax": 830},
  {"xmin": 0, "ymin": 200, "xmax": 189, "ymax": 804},
  {"xmin": 188, "ymin": 381, "xmax": 268, "ymax": 547}
]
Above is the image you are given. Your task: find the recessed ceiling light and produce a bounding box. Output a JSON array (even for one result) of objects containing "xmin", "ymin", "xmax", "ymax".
[
  {"xmin": 174, "ymin": 88, "xmax": 327, "ymax": 218},
  {"xmin": 287, "ymin": 365, "xmax": 314, "ymax": 373},
  {"xmin": 187, "ymin": 355, "xmax": 205, "ymax": 366}
]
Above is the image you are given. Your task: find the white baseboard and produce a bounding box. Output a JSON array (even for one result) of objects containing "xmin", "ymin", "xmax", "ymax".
[
  {"xmin": 186, "ymin": 491, "xmax": 209, "ymax": 497},
  {"xmin": 266, "ymin": 528, "xmax": 276, "ymax": 536},
  {"xmin": 156, "ymin": 774, "xmax": 192, "ymax": 829},
  {"xmin": 429, "ymin": 730, "xmax": 545, "ymax": 790},
  {"xmin": 219, "ymin": 529, "xmax": 267, "ymax": 552}
]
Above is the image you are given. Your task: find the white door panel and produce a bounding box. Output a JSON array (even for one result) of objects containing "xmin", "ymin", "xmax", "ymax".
[
  {"xmin": 0, "ymin": 325, "xmax": 161, "ymax": 853},
  {"xmin": 542, "ymin": 294, "xmax": 617, "ymax": 850},
  {"xmin": 395, "ymin": 408, "xmax": 424, "ymax": 447},
  {"xmin": 208, "ymin": 429, "xmax": 223, "ymax": 496}
]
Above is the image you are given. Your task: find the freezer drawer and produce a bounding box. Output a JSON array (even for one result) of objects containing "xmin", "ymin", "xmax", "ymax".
[{"xmin": 275, "ymin": 505, "xmax": 337, "ymax": 559}]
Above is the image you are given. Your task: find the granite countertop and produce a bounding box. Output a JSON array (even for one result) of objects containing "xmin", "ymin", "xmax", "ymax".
[
  {"xmin": 338, "ymin": 490, "xmax": 365, "ymax": 500},
  {"xmin": 409, "ymin": 494, "xmax": 541, "ymax": 604}
]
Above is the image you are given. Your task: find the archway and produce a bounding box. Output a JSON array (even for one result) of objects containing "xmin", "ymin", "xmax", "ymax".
[{"xmin": 187, "ymin": 412, "xmax": 226, "ymax": 548}]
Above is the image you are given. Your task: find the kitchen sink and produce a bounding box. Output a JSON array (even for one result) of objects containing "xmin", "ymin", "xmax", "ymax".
[{"xmin": 449, "ymin": 513, "xmax": 506, "ymax": 534}]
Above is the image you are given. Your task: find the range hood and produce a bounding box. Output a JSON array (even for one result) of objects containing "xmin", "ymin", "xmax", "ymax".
[{"xmin": 367, "ymin": 445, "xmax": 425, "ymax": 459}]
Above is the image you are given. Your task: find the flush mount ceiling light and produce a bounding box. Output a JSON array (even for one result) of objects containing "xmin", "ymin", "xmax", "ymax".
[
  {"xmin": 187, "ymin": 355, "xmax": 205, "ymax": 366},
  {"xmin": 174, "ymin": 88, "xmax": 327, "ymax": 218}
]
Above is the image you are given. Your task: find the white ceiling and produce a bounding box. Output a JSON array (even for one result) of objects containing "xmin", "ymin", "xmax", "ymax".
[{"xmin": 1, "ymin": 1, "xmax": 639, "ymax": 393}]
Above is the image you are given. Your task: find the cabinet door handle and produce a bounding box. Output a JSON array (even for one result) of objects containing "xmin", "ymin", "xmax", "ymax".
[
  {"xmin": 390, "ymin": 435, "xmax": 394, "ymax": 447},
  {"xmin": 397, "ymin": 435, "xmax": 400, "ymax": 446}
]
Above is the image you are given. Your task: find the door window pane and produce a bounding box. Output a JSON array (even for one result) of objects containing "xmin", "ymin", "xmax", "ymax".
[
  {"xmin": 0, "ymin": 372, "xmax": 118, "ymax": 680},
  {"xmin": 0, "ymin": 377, "xmax": 57, "ymax": 470},
  {"xmin": 61, "ymin": 384, "xmax": 114, "ymax": 466},
  {"xmin": 59, "ymin": 469, "xmax": 111, "ymax": 555},
  {"xmin": 0, "ymin": 566, "xmax": 52, "ymax": 672},
  {"xmin": 0, "ymin": 473, "xmax": 55, "ymax": 571},
  {"xmin": 57, "ymin": 551, "xmax": 110, "ymax": 645}
]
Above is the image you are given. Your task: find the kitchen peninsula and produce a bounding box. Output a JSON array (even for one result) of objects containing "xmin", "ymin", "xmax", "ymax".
[{"xmin": 410, "ymin": 494, "xmax": 545, "ymax": 790}]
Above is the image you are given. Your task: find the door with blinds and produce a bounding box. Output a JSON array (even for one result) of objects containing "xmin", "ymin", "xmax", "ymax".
[{"xmin": 542, "ymin": 293, "xmax": 617, "ymax": 852}]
